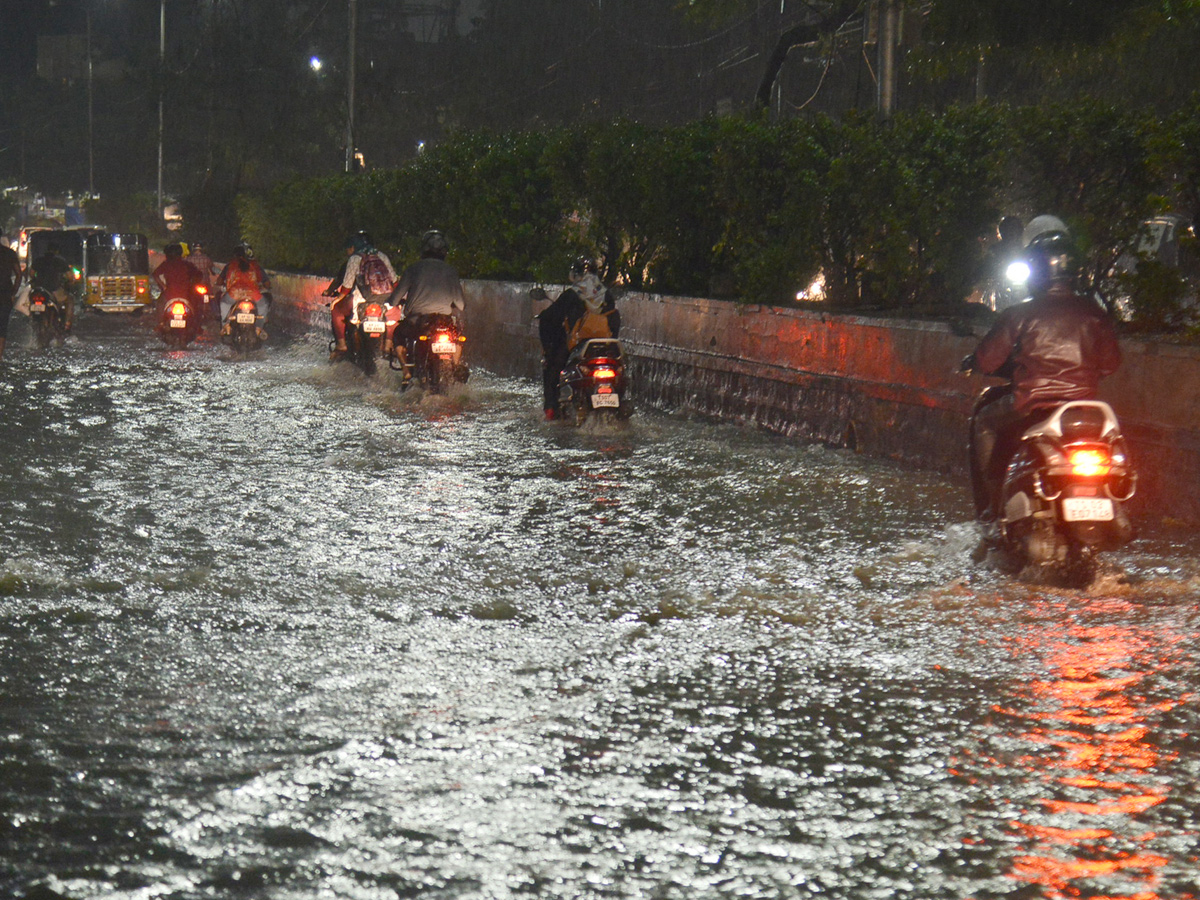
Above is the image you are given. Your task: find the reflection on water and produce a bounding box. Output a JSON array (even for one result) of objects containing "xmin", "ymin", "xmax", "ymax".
[
  {"xmin": 966, "ymin": 594, "xmax": 1199, "ymax": 900},
  {"xmin": 3, "ymin": 320, "xmax": 1200, "ymax": 899}
]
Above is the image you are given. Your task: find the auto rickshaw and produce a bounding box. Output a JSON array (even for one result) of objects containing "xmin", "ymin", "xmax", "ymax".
[{"xmin": 83, "ymin": 232, "xmax": 153, "ymax": 313}]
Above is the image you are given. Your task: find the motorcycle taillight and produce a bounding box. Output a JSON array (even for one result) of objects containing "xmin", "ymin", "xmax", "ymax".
[
  {"xmin": 592, "ymin": 366, "xmax": 617, "ymax": 380},
  {"xmin": 169, "ymin": 301, "xmax": 189, "ymax": 316},
  {"xmin": 196, "ymin": 284, "xmax": 208, "ymax": 296},
  {"xmin": 1067, "ymin": 447, "xmax": 1111, "ymax": 477},
  {"xmin": 364, "ymin": 303, "xmax": 384, "ymax": 318}
]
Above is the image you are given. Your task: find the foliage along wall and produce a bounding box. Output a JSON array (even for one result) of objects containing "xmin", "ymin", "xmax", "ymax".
[{"xmin": 238, "ymin": 97, "xmax": 1200, "ymax": 323}]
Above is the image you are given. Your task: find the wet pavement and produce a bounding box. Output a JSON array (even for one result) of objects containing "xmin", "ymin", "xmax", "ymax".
[{"xmin": 2, "ymin": 315, "xmax": 1199, "ymax": 899}]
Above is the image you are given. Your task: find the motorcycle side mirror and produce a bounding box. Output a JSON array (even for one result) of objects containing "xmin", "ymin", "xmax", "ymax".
[{"xmin": 529, "ymin": 286, "xmax": 549, "ymax": 301}]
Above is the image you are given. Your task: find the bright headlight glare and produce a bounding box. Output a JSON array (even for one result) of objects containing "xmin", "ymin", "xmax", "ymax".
[{"xmin": 1006, "ymin": 261, "xmax": 1031, "ymax": 284}]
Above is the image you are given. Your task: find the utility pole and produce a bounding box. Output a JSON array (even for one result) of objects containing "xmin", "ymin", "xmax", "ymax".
[
  {"xmin": 877, "ymin": 0, "xmax": 899, "ymax": 120},
  {"xmin": 87, "ymin": 1, "xmax": 94, "ymax": 196},
  {"xmin": 157, "ymin": 0, "xmax": 165, "ymax": 218},
  {"xmin": 345, "ymin": 0, "xmax": 358, "ymax": 173}
]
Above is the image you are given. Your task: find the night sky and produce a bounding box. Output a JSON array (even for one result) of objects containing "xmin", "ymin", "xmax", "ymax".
[{"xmin": 0, "ymin": 0, "xmax": 86, "ymax": 80}]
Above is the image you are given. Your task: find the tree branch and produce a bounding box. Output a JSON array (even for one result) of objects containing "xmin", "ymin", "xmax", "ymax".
[{"xmin": 755, "ymin": 2, "xmax": 862, "ymax": 108}]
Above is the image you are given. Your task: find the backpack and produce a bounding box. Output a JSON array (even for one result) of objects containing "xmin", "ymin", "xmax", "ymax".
[
  {"xmin": 567, "ymin": 307, "xmax": 613, "ymax": 350},
  {"xmin": 225, "ymin": 262, "xmax": 261, "ymax": 301},
  {"xmin": 358, "ymin": 252, "xmax": 394, "ymax": 296}
]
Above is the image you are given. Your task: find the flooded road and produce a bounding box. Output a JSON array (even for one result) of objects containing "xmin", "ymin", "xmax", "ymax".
[{"xmin": 2, "ymin": 317, "xmax": 1199, "ymax": 900}]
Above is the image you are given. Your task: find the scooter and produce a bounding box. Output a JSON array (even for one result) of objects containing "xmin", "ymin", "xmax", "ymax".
[
  {"xmin": 157, "ymin": 285, "xmax": 206, "ymax": 349},
  {"xmin": 556, "ymin": 338, "xmax": 630, "ymax": 425},
  {"xmin": 222, "ymin": 296, "xmax": 264, "ymax": 352},
  {"xmin": 972, "ymin": 384, "xmax": 1136, "ymax": 585},
  {"xmin": 331, "ymin": 300, "xmax": 388, "ymax": 376},
  {"xmin": 28, "ymin": 286, "xmax": 69, "ymax": 349}
]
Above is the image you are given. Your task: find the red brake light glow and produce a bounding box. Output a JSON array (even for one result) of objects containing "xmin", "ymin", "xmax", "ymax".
[
  {"xmin": 592, "ymin": 366, "xmax": 617, "ymax": 380},
  {"xmin": 365, "ymin": 303, "xmax": 384, "ymax": 318},
  {"xmin": 169, "ymin": 301, "xmax": 188, "ymax": 316},
  {"xmin": 1068, "ymin": 448, "xmax": 1111, "ymax": 477}
]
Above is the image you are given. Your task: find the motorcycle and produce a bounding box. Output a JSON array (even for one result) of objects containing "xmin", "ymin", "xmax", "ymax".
[
  {"xmin": 223, "ymin": 297, "xmax": 264, "ymax": 352},
  {"xmin": 28, "ymin": 285, "xmax": 69, "ymax": 349},
  {"xmin": 556, "ymin": 338, "xmax": 630, "ymax": 425},
  {"xmin": 971, "ymin": 384, "xmax": 1136, "ymax": 584},
  {"xmin": 331, "ymin": 300, "xmax": 388, "ymax": 376},
  {"xmin": 157, "ymin": 284, "xmax": 206, "ymax": 349},
  {"xmin": 980, "ymin": 258, "xmax": 1031, "ymax": 312},
  {"xmin": 395, "ymin": 314, "xmax": 469, "ymax": 394}
]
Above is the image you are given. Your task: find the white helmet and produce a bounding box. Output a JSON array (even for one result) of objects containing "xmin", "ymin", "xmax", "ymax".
[{"xmin": 1022, "ymin": 214, "xmax": 1070, "ymax": 248}]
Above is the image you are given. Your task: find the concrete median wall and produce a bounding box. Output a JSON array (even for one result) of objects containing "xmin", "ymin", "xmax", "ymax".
[{"xmin": 270, "ymin": 272, "xmax": 1200, "ymax": 524}]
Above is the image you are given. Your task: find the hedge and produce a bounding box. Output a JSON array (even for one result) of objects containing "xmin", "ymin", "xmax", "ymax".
[{"xmin": 238, "ymin": 99, "xmax": 1198, "ymax": 321}]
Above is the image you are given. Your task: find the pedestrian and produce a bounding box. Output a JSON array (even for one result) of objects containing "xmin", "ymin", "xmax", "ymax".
[{"xmin": 0, "ymin": 235, "xmax": 23, "ymax": 361}]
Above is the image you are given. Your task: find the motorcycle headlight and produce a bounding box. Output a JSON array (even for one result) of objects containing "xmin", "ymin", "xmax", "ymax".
[{"xmin": 1005, "ymin": 260, "xmax": 1031, "ymax": 285}]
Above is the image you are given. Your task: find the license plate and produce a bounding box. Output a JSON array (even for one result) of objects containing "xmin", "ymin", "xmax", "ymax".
[
  {"xmin": 169, "ymin": 317, "xmax": 187, "ymax": 328},
  {"xmin": 31, "ymin": 302, "xmax": 45, "ymax": 313},
  {"xmin": 431, "ymin": 338, "xmax": 455, "ymax": 354},
  {"xmin": 592, "ymin": 393, "xmax": 620, "ymax": 409},
  {"xmin": 363, "ymin": 321, "xmax": 386, "ymax": 334},
  {"xmin": 236, "ymin": 312, "xmax": 256, "ymax": 324},
  {"xmin": 1062, "ymin": 496, "xmax": 1114, "ymax": 522}
]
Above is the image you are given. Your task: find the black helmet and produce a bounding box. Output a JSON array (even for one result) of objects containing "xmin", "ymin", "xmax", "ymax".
[
  {"xmin": 345, "ymin": 232, "xmax": 373, "ymax": 254},
  {"xmin": 420, "ymin": 230, "xmax": 449, "ymax": 258},
  {"xmin": 569, "ymin": 256, "xmax": 598, "ymax": 282},
  {"xmin": 164, "ymin": 242, "xmax": 184, "ymax": 259},
  {"xmin": 1026, "ymin": 231, "xmax": 1079, "ymax": 292}
]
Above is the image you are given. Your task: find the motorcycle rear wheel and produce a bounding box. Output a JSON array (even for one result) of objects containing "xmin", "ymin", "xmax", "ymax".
[
  {"xmin": 34, "ymin": 311, "xmax": 57, "ymax": 349},
  {"xmin": 229, "ymin": 323, "xmax": 261, "ymax": 352}
]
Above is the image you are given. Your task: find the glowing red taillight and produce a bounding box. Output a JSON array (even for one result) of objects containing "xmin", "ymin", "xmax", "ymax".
[
  {"xmin": 592, "ymin": 366, "xmax": 617, "ymax": 380},
  {"xmin": 1068, "ymin": 448, "xmax": 1111, "ymax": 477},
  {"xmin": 364, "ymin": 303, "xmax": 384, "ymax": 318},
  {"xmin": 195, "ymin": 284, "xmax": 208, "ymax": 296},
  {"xmin": 169, "ymin": 301, "xmax": 189, "ymax": 316}
]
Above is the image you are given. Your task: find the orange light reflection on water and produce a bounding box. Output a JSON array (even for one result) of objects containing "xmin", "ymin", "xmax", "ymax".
[{"xmin": 979, "ymin": 596, "xmax": 1195, "ymax": 900}]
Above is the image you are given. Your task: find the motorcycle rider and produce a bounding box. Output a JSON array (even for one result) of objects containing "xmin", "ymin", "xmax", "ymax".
[
  {"xmin": 185, "ymin": 241, "xmax": 218, "ymax": 318},
  {"xmin": 974, "ymin": 215, "xmax": 1025, "ymax": 311},
  {"xmin": 537, "ymin": 256, "xmax": 621, "ymax": 420},
  {"xmin": 964, "ymin": 224, "xmax": 1122, "ymax": 525},
  {"xmin": 217, "ymin": 243, "xmax": 271, "ymax": 339},
  {"xmin": 153, "ymin": 242, "xmax": 204, "ymax": 319},
  {"xmin": 0, "ymin": 235, "xmax": 21, "ymax": 361},
  {"xmin": 30, "ymin": 240, "xmax": 75, "ymax": 335},
  {"xmin": 328, "ymin": 231, "xmax": 396, "ymax": 362},
  {"xmin": 386, "ymin": 230, "xmax": 464, "ymax": 367}
]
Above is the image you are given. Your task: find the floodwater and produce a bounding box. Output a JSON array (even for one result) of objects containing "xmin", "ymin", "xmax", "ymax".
[{"xmin": 2, "ymin": 316, "xmax": 1199, "ymax": 900}]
